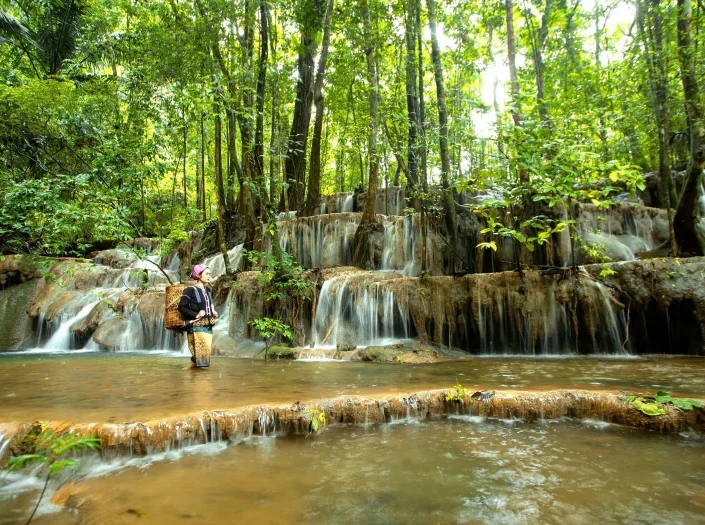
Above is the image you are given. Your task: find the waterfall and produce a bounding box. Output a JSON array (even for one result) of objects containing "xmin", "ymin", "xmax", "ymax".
[
  {"xmin": 113, "ymin": 311, "xmax": 182, "ymax": 352},
  {"xmin": 342, "ymin": 194, "xmax": 353, "ymax": 213},
  {"xmin": 43, "ymin": 301, "xmax": 99, "ymax": 351},
  {"xmin": 380, "ymin": 216, "xmax": 421, "ymax": 276},
  {"xmin": 280, "ymin": 214, "xmax": 356, "ymax": 268},
  {"xmin": 312, "ymin": 274, "xmax": 410, "ymax": 348},
  {"xmin": 203, "ymin": 244, "xmax": 244, "ymax": 279}
]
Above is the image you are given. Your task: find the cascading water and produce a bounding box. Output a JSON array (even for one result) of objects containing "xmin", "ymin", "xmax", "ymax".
[
  {"xmin": 43, "ymin": 301, "xmax": 99, "ymax": 351},
  {"xmin": 203, "ymin": 244, "xmax": 244, "ymax": 279},
  {"xmin": 380, "ymin": 215, "xmax": 423, "ymax": 276},
  {"xmin": 279, "ymin": 214, "xmax": 356, "ymax": 268},
  {"xmin": 312, "ymin": 273, "xmax": 411, "ymax": 348}
]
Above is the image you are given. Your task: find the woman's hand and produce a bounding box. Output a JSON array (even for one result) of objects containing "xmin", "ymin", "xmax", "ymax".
[
  {"xmin": 212, "ymin": 311, "xmax": 218, "ymax": 319},
  {"xmin": 196, "ymin": 310, "xmax": 206, "ymax": 319}
]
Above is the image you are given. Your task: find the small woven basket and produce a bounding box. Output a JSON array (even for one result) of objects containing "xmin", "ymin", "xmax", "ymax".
[{"xmin": 164, "ymin": 281, "xmax": 195, "ymax": 330}]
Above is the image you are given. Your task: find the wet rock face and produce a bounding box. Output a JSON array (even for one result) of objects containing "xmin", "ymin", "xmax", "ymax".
[
  {"xmin": 357, "ymin": 346, "xmax": 441, "ymax": 363},
  {"xmin": 0, "ymin": 279, "xmax": 44, "ymax": 349},
  {"xmin": 0, "ymin": 255, "xmax": 44, "ymax": 288},
  {"xmin": 586, "ymin": 257, "xmax": 705, "ymax": 354},
  {"xmin": 3, "ymin": 390, "xmax": 701, "ymax": 463},
  {"xmin": 229, "ymin": 258, "xmax": 705, "ymax": 355},
  {"xmin": 573, "ymin": 203, "xmax": 670, "ymax": 263}
]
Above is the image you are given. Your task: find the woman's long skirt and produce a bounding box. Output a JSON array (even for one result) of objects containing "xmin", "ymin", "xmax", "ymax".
[{"xmin": 186, "ymin": 326, "xmax": 212, "ymax": 367}]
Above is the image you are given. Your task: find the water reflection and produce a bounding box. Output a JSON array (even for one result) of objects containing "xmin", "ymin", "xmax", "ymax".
[
  {"xmin": 0, "ymin": 354, "xmax": 703, "ymax": 424},
  {"xmin": 5, "ymin": 419, "xmax": 703, "ymax": 525}
]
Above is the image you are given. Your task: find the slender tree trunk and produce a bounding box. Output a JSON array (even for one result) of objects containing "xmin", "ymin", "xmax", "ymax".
[
  {"xmin": 637, "ymin": 0, "xmax": 677, "ymax": 254},
  {"xmin": 353, "ymin": 0, "xmax": 383, "ymax": 268},
  {"xmin": 506, "ymin": 0, "xmax": 523, "ymax": 129},
  {"xmin": 404, "ymin": 0, "xmax": 420, "ymax": 191},
  {"xmin": 200, "ymin": 111, "xmax": 206, "ymax": 221},
  {"xmin": 527, "ymin": 0, "xmax": 552, "ymax": 128},
  {"xmin": 213, "ymin": 102, "xmax": 232, "ymax": 276},
  {"xmin": 254, "ymin": 0, "xmax": 269, "ymax": 203},
  {"xmin": 302, "ymin": 0, "xmax": 335, "ymax": 217},
  {"xmin": 416, "ymin": 3, "xmax": 427, "ymax": 189},
  {"xmin": 506, "ymin": 0, "xmax": 527, "ymax": 188},
  {"xmin": 284, "ymin": 0, "xmax": 325, "ymax": 212},
  {"xmin": 183, "ymin": 116, "xmax": 188, "ymax": 212},
  {"xmin": 227, "ymin": 109, "xmax": 239, "ymax": 210},
  {"xmin": 673, "ymin": 0, "xmax": 705, "ymax": 255},
  {"xmin": 427, "ymin": 0, "xmax": 459, "ymax": 272}
]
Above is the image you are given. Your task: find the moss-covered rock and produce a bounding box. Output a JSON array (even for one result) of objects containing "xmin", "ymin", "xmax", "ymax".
[
  {"xmin": 259, "ymin": 345, "xmax": 296, "ymax": 360},
  {"xmin": 0, "ymin": 278, "xmax": 44, "ymax": 350},
  {"xmin": 356, "ymin": 345, "xmax": 441, "ymax": 363}
]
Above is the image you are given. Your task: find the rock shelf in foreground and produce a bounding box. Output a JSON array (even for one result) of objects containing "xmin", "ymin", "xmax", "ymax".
[{"xmin": 2, "ymin": 389, "xmax": 703, "ymax": 462}]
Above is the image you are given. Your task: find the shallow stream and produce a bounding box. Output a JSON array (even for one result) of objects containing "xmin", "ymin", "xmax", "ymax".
[
  {"xmin": 1, "ymin": 417, "xmax": 704, "ymax": 524},
  {"xmin": 0, "ymin": 354, "xmax": 703, "ymax": 423}
]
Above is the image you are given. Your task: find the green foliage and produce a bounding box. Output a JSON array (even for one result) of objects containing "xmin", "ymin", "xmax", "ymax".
[
  {"xmin": 474, "ymin": 209, "xmax": 573, "ymax": 255},
  {"xmin": 249, "ymin": 317, "xmax": 295, "ymax": 361},
  {"xmin": 599, "ymin": 265, "xmax": 617, "ymax": 280},
  {"xmin": 242, "ymin": 249, "xmax": 314, "ymax": 300},
  {"xmin": 622, "ymin": 391, "xmax": 703, "ymax": 416},
  {"xmin": 8, "ymin": 426, "xmax": 101, "ymax": 472},
  {"xmin": 303, "ymin": 409, "xmax": 327, "ymax": 433},
  {"xmin": 575, "ymin": 237, "xmax": 612, "ymax": 264},
  {"xmin": 445, "ymin": 382, "xmax": 470, "ymax": 403},
  {"xmin": 7, "ymin": 423, "xmax": 100, "ymax": 524}
]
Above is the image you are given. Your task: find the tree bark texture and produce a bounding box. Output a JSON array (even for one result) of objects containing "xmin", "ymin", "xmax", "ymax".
[
  {"xmin": 302, "ymin": 0, "xmax": 335, "ymax": 218},
  {"xmin": 353, "ymin": 0, "xmax": 383, "ymax": 268},
  {"xmin": 673, "ymin": 0, "xmax": 705, "ymax": 255},
  {"xmin": 284, "ymin": 0, "xmax": 325, "ymax": 212},
  {"xmin": 426, "ymin": 0, "xmax": 459, "ymax": 271}
]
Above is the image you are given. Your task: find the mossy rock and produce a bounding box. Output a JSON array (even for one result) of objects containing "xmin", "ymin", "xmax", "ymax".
[
  {"xmin": 260, "ymin": 345, "xmax": 296, "ymax": 360},
  {"xmin": 357, "ymin": 345, "xmax": 441, "ymax": 364}
]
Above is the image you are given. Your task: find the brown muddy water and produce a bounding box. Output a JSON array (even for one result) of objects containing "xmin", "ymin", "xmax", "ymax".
[
  {"xmin": 1, "ymin": 418, "xmax": 704, "ymax": 524},
  {"xmin": 0, "ymin": 354, "xmax": 704, "ymax": 423}
]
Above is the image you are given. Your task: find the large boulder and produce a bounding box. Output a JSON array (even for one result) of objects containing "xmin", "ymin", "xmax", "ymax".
[{"xmin": 0, "ymin": 279, "xmax": 45, "ymax": 350}]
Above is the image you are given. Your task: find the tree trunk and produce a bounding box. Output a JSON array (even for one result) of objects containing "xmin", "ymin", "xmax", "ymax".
[
  {"xmin": 636, "ymin": 0, "xmax": 677, "ymax": 254},
  {"xmin": 427, "ymin": 0, "xmax": 459, "ymax": 272},
  {"xmin": 302, "ymin": 0, "xmax": 335, "ymax": 218},
  {"xmin": 284, "ymin": 0, "xmax": 325, "ymax": 212},
  {"xmin": 227, "ymin": 108, "xmax": 240, "ymax": 211},
  {"xmin": 505, "ymin": 0, "xmax": 524, "ymax": 129},
  {"xmin": 673, "ymin": 0, "xmax": 705, "ymax": 255},
  {"xmin": 183, "ymin": 116, "xmax": 188, "ymax": 212},
  {"xmin": 416, "ymin": 3, "xmax": 427, "ymax": 189},
  {"xmin": 505, "ymin": 0, "xmax": 527, "ymax": 187},
  {"xmin": 531, "ymin": 0, "xmax": 551, "ymax": 128},
  {"xmin": 254, "ymin": 0, "xmax": 269, "ymax": 204},
  {"xmin": 213, "ymin": 102, "xmax": 232, "ymax": 277},
  {"xmin": 353, "ymin": 0, "xmax": 383, "ymax": 268},
  {"xmin": 404, "ymin": 0, "xmax": 420, "ymax": 191},
  {"xmin": 200, "ymin": 111, "xmax": 206, "ymax": 221}
]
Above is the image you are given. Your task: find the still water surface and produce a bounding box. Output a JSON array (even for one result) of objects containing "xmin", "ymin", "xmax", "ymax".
[
  {"xmin": 0, "ymin": 354, "xmax": 703, "ymax": 423},
  {"xmin": 1, "ymin": 417, "xmax": 703, "ymax": 524}
]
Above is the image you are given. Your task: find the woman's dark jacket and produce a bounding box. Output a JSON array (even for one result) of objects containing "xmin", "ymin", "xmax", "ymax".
[{"xmin": 178, "ymin": 285, "xmax": 215, "ymax": 321}]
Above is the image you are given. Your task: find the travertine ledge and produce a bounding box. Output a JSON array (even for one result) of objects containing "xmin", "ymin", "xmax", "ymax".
[{"xmin": 3, "ymin": 389, "xmax": 703, "ymax": 462}]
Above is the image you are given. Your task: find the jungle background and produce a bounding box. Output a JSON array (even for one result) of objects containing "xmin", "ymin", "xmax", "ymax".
[{"xmin": 1, "ymin": 0, "xmax": 703, "ymax": 264}]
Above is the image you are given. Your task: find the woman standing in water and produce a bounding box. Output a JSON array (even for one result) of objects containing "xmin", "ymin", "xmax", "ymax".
[{"xmin": 178, "ymin": 264, "xmax": 217, "ymax": 368}]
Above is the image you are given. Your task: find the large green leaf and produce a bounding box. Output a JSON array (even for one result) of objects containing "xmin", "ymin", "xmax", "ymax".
[{"xmin": 633, "ymin": 399, "xmax": 667, "ymax": 416}]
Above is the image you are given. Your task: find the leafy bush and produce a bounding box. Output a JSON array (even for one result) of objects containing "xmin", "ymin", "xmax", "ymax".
[{"xmin": 622, "ymin": 391, "xmax": 703, "ymax": 416}]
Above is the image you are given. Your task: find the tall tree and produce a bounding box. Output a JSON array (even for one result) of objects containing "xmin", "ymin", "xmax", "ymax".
[
  {"xmin": 636, "ymin": 0, "xmax": 677, "ymax": 254},
  {"xmin": 213, "ymin": 97, "xmax": 232, "ymax": 276},
  {"xmin": 353, "ymin": 0, "xmax": 383, "ymax": 268},
  {"xmin": 672, "ymin": 0, "xmax": 705, "ymax": 255},
  {"xmin": 302, "ymin": 0, "xmax": 335, "ymax": 218},
  {"xmin": 283, "ymin": 0, "xmax": 326, "ymax": 212},
  {"xmin": 426, "ymin": 0, "xmax": 459, "ymax": 271},
  {"xmin": 404, "ymin": 0, "xmax": 421, "ymax": 192}
]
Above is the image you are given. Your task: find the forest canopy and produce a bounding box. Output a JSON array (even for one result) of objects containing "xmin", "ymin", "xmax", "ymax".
[{"xmin": 0, "ymin": 0, "xmax": 703, "ymax": 257}]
